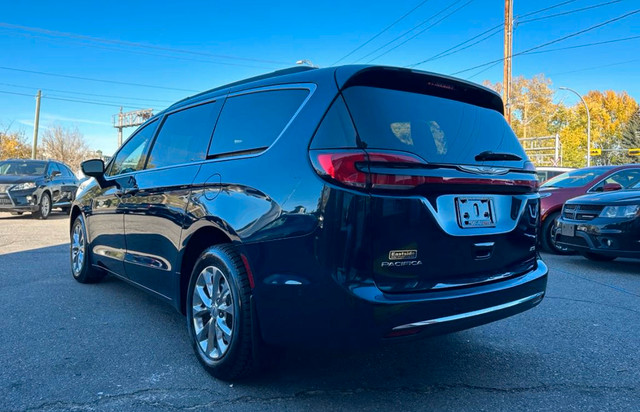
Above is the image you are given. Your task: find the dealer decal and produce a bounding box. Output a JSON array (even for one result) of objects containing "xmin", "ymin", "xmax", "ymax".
[{"xmin": 388, "ymin": 250, "xmax": 417, "ymax": 260}]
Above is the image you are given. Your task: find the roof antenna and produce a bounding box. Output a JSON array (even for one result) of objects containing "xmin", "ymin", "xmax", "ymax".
[{"xmin": 296, "ymin": 60, "xmax": 318, "ymax": 68}]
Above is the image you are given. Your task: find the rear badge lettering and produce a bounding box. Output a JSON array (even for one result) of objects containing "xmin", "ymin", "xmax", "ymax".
[
  {"xmin": 388, "ymin": 250, "xmax": 417, "ymax": 260},
  {"xmin": 381, "ymin": 261, "xmax": 423, "ymax": 267}
]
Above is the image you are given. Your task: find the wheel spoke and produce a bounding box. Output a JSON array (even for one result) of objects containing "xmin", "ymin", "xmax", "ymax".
[
  {"xmin": 206, "ymin": 318, "xmax": 216, "ymax": 355},
  {"xmin": 218, "ymin": 302, "xmax": 234, "ymax": 316},
  {"xmin": 196, "ymin": 318, "xmax": 211, "ymax": 343},
  {"xmin": 216, "ymin": 316, "xmax": 232, "ymax": 340},
  {"xmin": 192, "ymin": 304, "xmax": 209, "ymax": 319},
  {"xmin": 194, "ymin": 285, "xmax": 211, "ymax": 308}
]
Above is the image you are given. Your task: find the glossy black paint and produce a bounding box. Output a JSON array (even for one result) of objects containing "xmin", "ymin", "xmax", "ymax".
[
  {"xmin": 0, "ymin": 159, "xmax": 78, "ymax": 214},
  {"xmin": 72, "ymin": 65, "xmax": 548, "ymax": 348},
  {"xmin": 556, "ymin": 190, "xmax": 640, "ymax": 258}
]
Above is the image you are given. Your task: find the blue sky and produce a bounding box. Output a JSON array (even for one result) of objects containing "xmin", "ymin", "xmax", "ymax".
[{"xmin": 1, "ymin": 0, "xmax": 638, "ymax": 155}]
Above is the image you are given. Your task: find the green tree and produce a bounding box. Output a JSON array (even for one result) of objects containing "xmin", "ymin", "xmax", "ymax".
[{"xmin": 621, "ymin": 110, "xmax": 640, "ymax": 163}]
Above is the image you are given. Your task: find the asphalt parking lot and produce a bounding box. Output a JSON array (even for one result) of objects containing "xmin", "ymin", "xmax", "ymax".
[{"xmin": 0, "ymin": 212, "xmax": 638, "ymax": 411}]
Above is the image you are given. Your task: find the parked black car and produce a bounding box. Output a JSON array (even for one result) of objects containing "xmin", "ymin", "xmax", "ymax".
[
  {"xmin": 555, "ymin": 189, "xmax": 640, "ymax": 261},
  {"xmin": 0, "ymin": 159, "xmax": 79, "ymax": 219},
  {"xmin": 70, "ymin": 65, "xmax": 548, "ymax": 380}
]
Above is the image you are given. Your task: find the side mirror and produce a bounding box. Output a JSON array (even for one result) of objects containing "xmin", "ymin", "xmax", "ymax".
[
  {"xmin": 603, "ymin": 182, "xmax": 622, "ymax": 192},
  {"xmin": 50, "ymin": 170, "xmax": 61, "ymax": 178},
  {"xmin": 81, "ymin": 159, "xmax": 105, "ymax": 178}
]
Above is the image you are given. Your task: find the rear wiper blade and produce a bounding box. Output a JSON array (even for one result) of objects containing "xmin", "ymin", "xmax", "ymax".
[{"xmin": 474, "ymin": 151, "xmax": 523, "ymax": 161}]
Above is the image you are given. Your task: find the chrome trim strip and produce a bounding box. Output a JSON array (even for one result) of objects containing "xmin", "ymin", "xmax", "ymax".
[{"xmin": 392, "ymin": 292, "xmax": 545, "ymax": 331}]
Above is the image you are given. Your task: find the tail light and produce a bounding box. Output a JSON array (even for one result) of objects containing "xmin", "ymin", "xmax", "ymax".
[
  {"xmin": 310, "ymin": 149, "xmax": 539, "ymax": 192},
  {"xmin": 311, "ymin": 150, "xmax": 427, "ymax": 190}
]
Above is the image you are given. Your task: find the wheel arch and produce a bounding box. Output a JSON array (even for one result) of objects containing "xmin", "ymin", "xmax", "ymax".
[
  {"xmin": 178, "ymin": 225, "xmax": 234, "ymax": 315},
  {"xmin": 70, "ymin": 205, "xmax": 83, "ymax": 233}
]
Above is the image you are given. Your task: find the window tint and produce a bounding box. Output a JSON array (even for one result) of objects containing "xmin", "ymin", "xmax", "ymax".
[
  {"xmin": 57, "ymin": 164, "xmax": 72, "ymax": 177},
  {"xmin": 343, "ymin": 86, "xmax": 528, "ymax": 168},
  {"xmin": 208, "ymin": 89, "xmax": 308, "ymax": 157},
  {"xmin": 109, "ymin": 120, "xmax": 157, "ymax": 176},
  {"xmin": 146, "ymin": 101, "xmax": 221, "ymax": 169},
  {"xmin": 541, "ymin": 167, "xmax": 610, "ymax": 188},
  {"xmin": 592, "ymin": 168, "xmax": 640, "ymax": 191},
  {"xmin": 310, "ymin": 96, "xmax": 358, "ymax": 149},
  {"xmin": 47, "ymin": 163, "xmax": 60, "ymax": 176}
]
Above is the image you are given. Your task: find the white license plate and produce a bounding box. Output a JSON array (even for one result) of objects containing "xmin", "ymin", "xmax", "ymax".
[
  {"xmin": 560, "ymin": 222, "xmax": 575, "ymax": 237},
  {"xmin": 456, "ymin": 197, "xmax": 495, "ymax": 228}
]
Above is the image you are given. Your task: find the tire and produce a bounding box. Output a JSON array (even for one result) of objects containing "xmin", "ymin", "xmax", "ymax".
[
  {"xmin": 582, "ymin": 252, "xmax": 617, "ymax": 262},
  {"xmin": 33, "ymin": 192, "xmax": 51, "ymax": 220},
  {"xmin": 186, "ymin": 244, "xmax": 256, "ymax": 381},
  {"xmin": 541, "ymin": 212, "xmax": 573, "ymax": 255},
  {"xmin": 70, "ymin": 214, "xmax": 105, "ymax": 283}
]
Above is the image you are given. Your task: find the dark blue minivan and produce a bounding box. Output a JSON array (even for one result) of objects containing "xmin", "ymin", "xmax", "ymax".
[{"xmin": 71, "ymin": 65, "xmax": 548, "ymax": 380}]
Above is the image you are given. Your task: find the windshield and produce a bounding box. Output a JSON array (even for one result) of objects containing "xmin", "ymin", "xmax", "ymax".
[
  {"xmin": 342, "ymin": 86, "xmax": 528, "ymax": 168},
  {"xmin": 0, "ymin": 161, "xmax": 47, "ymax": 176},
  {"xmin": 541, "ymin": 167, "xmax": 610, "ymax": 188}
]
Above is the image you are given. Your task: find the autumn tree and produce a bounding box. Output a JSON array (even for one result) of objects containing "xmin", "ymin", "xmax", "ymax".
[
  {"xmin": 0, "ymin": 125, "xmax": 31, "ymax": 160},
  {"xmin": 621, "ymin": 110, "xmax": 640, "ymax": 163},
  {"xmin": 40, "ymin": 125, "xmax": 90, "ymax": 170}
]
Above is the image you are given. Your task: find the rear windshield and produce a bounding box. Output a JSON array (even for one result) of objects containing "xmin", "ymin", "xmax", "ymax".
[
  {"xmin": 541, "ymin": 167, "xmax": 610, "ymax": 188},
  {"xmin": 342, "ymin": 86, "xmax": 527, "ymax": 168}
]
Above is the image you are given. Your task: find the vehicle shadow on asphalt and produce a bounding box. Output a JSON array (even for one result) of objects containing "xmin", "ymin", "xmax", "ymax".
[
  {"xmin": 0, "ymin": 212, "xmax": 69, "ymax": 221},
  {"xmin": 554, "ymin": 254, "xmax": 639, "ymax": 277}
]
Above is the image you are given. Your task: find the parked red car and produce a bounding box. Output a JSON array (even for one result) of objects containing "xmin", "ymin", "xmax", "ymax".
[{"xmin": 540, "ymin": 165, "xmax": 640, "ymax": 253}]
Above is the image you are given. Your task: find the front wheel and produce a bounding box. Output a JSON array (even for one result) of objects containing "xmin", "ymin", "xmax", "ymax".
[
  {"xmin": 541, "ymin": 212, "xmax": 573, "ymax": 255},
  {"xmin": 582, "ymin": 252, "xmax": 617, "ymax": 262},
  {"xmin": 33, "ymin": 192, "xmax": 51, "ymax": 220},
  {"xmin": 186, "ymin": 244, "xmax": 256, "ymax": 381},
  {"xmin": 70, "ymin": 215, "xmax": 105, "ymax": 283}
]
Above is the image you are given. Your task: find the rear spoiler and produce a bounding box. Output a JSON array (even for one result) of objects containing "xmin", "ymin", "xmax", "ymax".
[{"xmin": 335, "ymin": 66, "xmax": 504, "ymax": 115}]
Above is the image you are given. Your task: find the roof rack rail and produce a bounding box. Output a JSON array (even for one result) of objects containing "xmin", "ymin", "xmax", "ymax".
[{"xmin": 171, "ymin": 66, "xmax": 317, "ymax": 108}]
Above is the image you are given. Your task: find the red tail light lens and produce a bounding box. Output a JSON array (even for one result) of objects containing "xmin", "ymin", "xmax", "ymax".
[{"xmin": 311, "ymin": 150, "xmax": 427, "ymax": 190}]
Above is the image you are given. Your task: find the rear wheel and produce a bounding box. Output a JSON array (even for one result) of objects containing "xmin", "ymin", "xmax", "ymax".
[
  {"xmin": 582, "ymin": 252, "xmax": 616, "ymax": 262},
  {"xmin": 33, "ymin": 192, "xmax": 51, "ymax": 220},
  {"xmin": 541, "ymin": 212, "xmax": 573, "ymax": 254},
  {"xmin": 70, "ymin": 215, "xmax": 105, "ymax": 283},
  {"xmin": 186, "ymin": 244, "xmax": 256, "ymax": 381}
]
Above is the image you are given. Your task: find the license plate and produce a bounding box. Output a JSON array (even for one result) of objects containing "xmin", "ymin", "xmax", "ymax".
[
  {"xmin": 560, "ymin": 222, "xmax": 575, "ymax": 237},
  {"xmin": 456, "ymin": 197, "xmax": 495, "ymax": 228}
]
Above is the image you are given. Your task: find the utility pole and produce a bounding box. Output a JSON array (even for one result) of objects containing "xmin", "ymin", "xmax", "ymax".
[
  {"xmin": 503, "ymin": 0, "xmax": 513, "ymax": 125},
  {"xmin": 31, "ymin": 90, "xmax": 42, "ymax": 159}
]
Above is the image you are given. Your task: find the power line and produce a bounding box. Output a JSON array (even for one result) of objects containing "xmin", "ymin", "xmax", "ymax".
[
  {"xmin": 354, "ymin": 0, "xmax": 465, "ymax": 63},
  {"xmin": 0, "ymin": 82, "xmax": 175, "ymax": 104},
  {"xmin": 462, "ymin": 34, "xmax": 640, "ymax": 80},
  {"xmin": 332, "ymin": 0, "xmax": 431, "ymax": 65},
  {"xmin": 519, "ymin": 0, "xmax": 625, "ymax": 24},
  {"xmin": 407, "ymin": 23, "xmax": 502, "ymax": 67},
  {"xmin": 518, "ymin": 0, "xmax": 579, "ymax": 19},
  {"xmin": 451, "ymin": 8, "xmax": 640, "ymax": 75},
  {"xmin": 408, "ymin": 1, "xmax": 623, "ymax": 70},
  {"xmin": 0, "ymin": 66, "xmax": 198, "ymax": 92},
  {"xmin": 0, "ymin": 22, "xmax": 290, "ymax": 67},
  {"xmin": 367, "ymin": 0, "xmax": 476, "ymax": 63},
  {"xmin": 0, "ymin": 89, "xmax": 151, "ymax": 109},
  {"xmin": 548, "ymin": 58, "xmax": 640, "ymax": 76},
  {"xmin": 7, "ymin": 31, "xmax": 278, "ymax": 71}
]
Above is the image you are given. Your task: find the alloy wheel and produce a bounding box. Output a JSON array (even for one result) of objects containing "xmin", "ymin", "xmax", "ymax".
[
  {"xmin": 41, "ymin": 195, "xmax": 50, "ymax": 217},
  {"xmin": 191, "ymin": 265, "xmax": 235, "ymax": 360},
  {"xmin": 71, "ymin": 222, "xmax": 85, "ymax": 276}
]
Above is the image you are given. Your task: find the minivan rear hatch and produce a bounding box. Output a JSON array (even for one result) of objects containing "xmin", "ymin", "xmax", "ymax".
[{"xmin": 314, "ymin": 67, "xmax": 539, "ymax": 293}]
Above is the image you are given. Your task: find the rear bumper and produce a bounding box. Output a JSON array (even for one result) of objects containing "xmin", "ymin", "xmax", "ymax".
[{"xmin": 254, "ymin": 259, "xmax": 548, "ymax": 348}]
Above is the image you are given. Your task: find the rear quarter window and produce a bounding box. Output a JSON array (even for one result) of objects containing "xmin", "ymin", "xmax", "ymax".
[{"xmin": 208, "ymin": 89, "xmax": 309, "ymax": 157}]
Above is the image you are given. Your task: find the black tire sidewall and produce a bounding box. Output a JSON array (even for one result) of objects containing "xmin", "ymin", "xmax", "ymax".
[
  {"xmin": 542, "ymin": 212, "xmax": 572, "ymax": 254},
  {"xmin": 186, "ymin": 245, "xmax": 252, "ymax": 379},
  {"xmin": 70, "ymin": 215, "xmax": 92, "ymax": 282},
  {"xmin": 39, "ymin": 193, "xmax": 51, "ymax": 219}
]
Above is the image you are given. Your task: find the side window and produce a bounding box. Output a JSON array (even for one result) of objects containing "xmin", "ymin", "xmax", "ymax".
[
  {"xmin": 208, "ymin": 89, "xmax": 309, "ymax": 157},
  {"xmin": 593, "ymin": 169, "xmax": 640, "ymax": 191},
  {"xmin": 108, "ymin": 120, "xmax": 158, "ymax": 176},
  {"xmin": 47, "ymin": 163, "xmax": 60, "ymax": 177},
  {"xmin": 310, "ymin": 96, "xmax": 358, "ymax": 149},
  {"xmin": 146, "ymin": 101, "xmax": 221, "ymax": 170}
]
